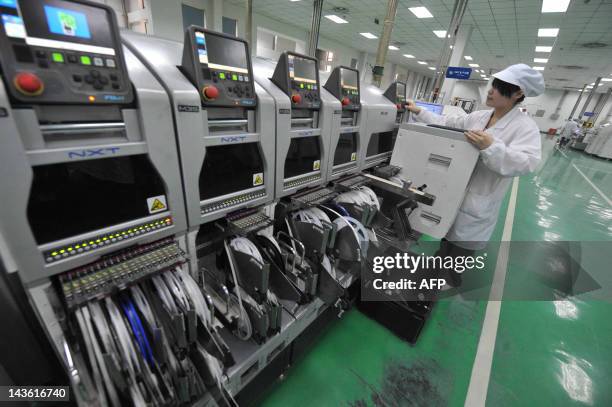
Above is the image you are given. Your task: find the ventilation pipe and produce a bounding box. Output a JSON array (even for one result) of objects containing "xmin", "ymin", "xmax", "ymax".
[
  {"xmin": 568, "ymin": 84, "xmax": 587, "ymax": 120},
  {"xmin": 371, "ymin": 0, "xmax": 399, "ymax": 87},
  {"xmin": 307, "ymin": 0, "xmax": 324, "ymax": 57},
  {"xmin": 579, "ymin": 77, "xmax": 601, "ymax": 119}
]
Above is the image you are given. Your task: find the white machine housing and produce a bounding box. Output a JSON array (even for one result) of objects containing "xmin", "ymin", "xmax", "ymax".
[
  {"xmin": 253, "ymin": 56, "xmax": 335, "ymax": 197},
  {"xmin": 359, "ymin": 84, "xmax": 398, "ymax": 169},
  {"xmin": 391, "ymin": 123, "xmax": 479, "ymax": 238}
]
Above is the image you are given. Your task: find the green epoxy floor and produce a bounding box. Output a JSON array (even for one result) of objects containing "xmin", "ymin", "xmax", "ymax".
[{"xmin": 258, "ymin": 138, "xmax": 612, "ymax": 407}]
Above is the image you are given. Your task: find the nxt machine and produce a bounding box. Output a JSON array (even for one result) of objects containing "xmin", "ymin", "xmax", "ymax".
[
  {"xmin": 0, "ymin": 1, "xmax": 233, "ymax": 405},
  {"xmin": 359, "ymin": 80, "xmax": 401, "ymax": 170},
  {"xmin": 121, "ymin": 27, "xmax": 275, "ymax": 270},
  {"xmin": 323, "ymin": 66, "xmax": 363, "ymax": 179},
  {"xmin": 253, "ymin": 52, "xmax": 335, "ymax": 197}
]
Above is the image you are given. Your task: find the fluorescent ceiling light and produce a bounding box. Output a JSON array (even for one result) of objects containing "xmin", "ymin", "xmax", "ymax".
[
  {"xmin": 469, "ymin": 63, "xmax": 480, "ymax": 67},
  {"xmin": 538, "ymin": 28, "xmax": 559, "ymax": 37},
  {"xmin": 533, "ymin": 66, "xmax": 545, "ymax": 71},
  {"xmin": 360, "ymin": 32, "xmax": 377, "ymax": 39},
  {"xmin": 536, "ymin": 46, "xmax": 553, "ymax": 52},
  {"xmin": 533, "ymin": 58, "xmax": 549, "ymax": 63},
  {"xmin": 601, "ymin": 78, "xmax": 612, "ymax": 82},
  {"xmin": 433, "ymin": 30, "xmax": 447, "ymax": 38},
  {"xmin": 417, "ymin": 61, "xmax": 427, "ymax": 65},
  {"xmin": 324, "ymin": 14, "xmax": 348, "ymax": 24},
  {"xmin": 409, "ymin": 6, "xmax": 433, "ymax": 18},
  {"xmin": 464, "ymin": 55, "xmax": 473, "ymax": 61},
  {"xmin": 403, "ymin": 54, "xmax": 415, "ymax": 58},
  {"xmin": 428, "ymin": 67, "xmax": 436, "ymax": 70},
  {"xmin": 388, "ymin": 45, "xmax": 399, "ymax": 50},
  {"xmin": 542, "ymin": 0, "xmax": 570, "ymax": 13}
]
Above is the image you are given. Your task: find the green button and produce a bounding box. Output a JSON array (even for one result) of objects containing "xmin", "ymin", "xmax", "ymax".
[
  {"xmin": 300, "ymin": 83, "xmax": 304, "ymax": 88},
  {"xmin": 232, "ymin": 74, "xmax": 238, "ymax": 81},
  {"xmin": 219, "ymin": 72, "xmax": 226, "ymax": 79},
  {"xmin": 80, "ymin": 55, "xmax": 91, "ymax": 65},
  {"xmin": 52, "ymin": 52, "xmax": 64, "ymax": 63}
]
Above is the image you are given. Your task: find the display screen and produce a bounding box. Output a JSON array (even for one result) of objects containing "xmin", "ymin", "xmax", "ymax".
[
  {"xmin": 367, "ymin": 131, "xmax": 396, "ymax": 157},
  {"xmin": 44, "ymin": 5, "xmax": 90, "ymax": 38},
  {"xmin": 333, "ymin": 132, "xmax": 357, "ymax": 166},
  {"xmin": 289, "ymin": 55, "xmax": 316, "ymax": 83},
  {"xmin": 415, "ymin": 101, "xmax": 443, "ymax": 115},
  {"xmin": 2, "ymin": 0, "xmax": 115, "ymax": 55},
  {"xmin": 195, "ymin": 31, "xmax": 248, "ymax": 74},
  {"xmin": 341, "ymin": 68, "xmax": 358, "ymax": 90},
  {"xmin": 396, "ymin": 83, "xmax": 406, "ymax": 101},
  {"xmin": 284, "ymin": 136, "xmax": 321, "ymax": 179},
  {"xmin": 199, "ymin": 143, "xmax": 264, "ymax": 200},
  {"xmin": 27, "ymin": 156, "xmax": 167, "ymax": 245}
]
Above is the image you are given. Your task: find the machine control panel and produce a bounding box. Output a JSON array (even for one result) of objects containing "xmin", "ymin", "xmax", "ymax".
[
  {"xmin": 271, "ymin": 51, "xmax": 320, "ymax": 110},
  {"xmin": 0, "ymin": 0, "xmax": 132, "ymax": 104},
  {"xmin": 181, "ymin": 26, "xmax": 256, "ymax": 108},
  {"xmin": 384, "ymin": 81, "xmax": 407, "ymax": 112},
  {"xmin": 324, "ymin": 66, "xmax": 360, "ymax": 111}
]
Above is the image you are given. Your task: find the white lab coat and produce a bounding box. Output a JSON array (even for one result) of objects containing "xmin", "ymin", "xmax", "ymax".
[
  {"xmin": 560, "ymin": 120, "xmax": 579, "ymax": 139},
  {"xmin": 414, "ymin": 107, "xmax": 541, "ymax": 249}
]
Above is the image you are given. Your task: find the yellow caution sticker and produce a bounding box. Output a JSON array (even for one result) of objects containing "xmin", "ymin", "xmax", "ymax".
[
  {"xmin": 253, "ymin": 172, "xmax": 264, "ymax": 186},
  {"xmin": 351, "ymin": 152, "xmax": 357, "ymax": 161},
  {"xmin": 313, "ymin": 160, "xmax": 321, "ymax": 170},
  {"xmin": 147, "ymin": 195, "xmax": 168, "ymax": 214}
]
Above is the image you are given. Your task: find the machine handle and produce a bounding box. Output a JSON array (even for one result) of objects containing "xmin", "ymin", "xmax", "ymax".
[{"xmin": 40, "ymin": 122, "xmax": 126, "ymax": 135}]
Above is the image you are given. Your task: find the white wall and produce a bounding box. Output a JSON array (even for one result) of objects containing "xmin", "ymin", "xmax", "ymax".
[{"xmin": 447, "ymin": 80, "xmax": 612, "ymax": 130}]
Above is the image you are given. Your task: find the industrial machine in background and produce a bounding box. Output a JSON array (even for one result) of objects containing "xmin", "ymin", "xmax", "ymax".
[
  {"xmin": 0, "ymin": 2, "xmax": 484, "ymax": 403},
  {"xmin": 451, "ymin": 96, "xmax": 476, "ymax": 113},
  {"xmin": 0, "ymin": 0, "xmax": 233, "ymax": 405}
]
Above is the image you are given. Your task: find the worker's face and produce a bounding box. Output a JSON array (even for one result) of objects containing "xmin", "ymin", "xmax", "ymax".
[{"xmin": 485, "ymin": 86, "xmax": 524, "ymax": 109}]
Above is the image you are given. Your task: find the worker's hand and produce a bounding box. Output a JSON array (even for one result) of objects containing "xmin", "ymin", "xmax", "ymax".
[
  {"xmin": 405, "ymin": 100, "xmax": 422, "ymax": 114},
  {"xmin": 465, "ymin": 130, "xmax": 494, "ymax": 150}
]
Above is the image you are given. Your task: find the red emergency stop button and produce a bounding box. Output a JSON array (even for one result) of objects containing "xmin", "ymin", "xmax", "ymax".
[
  {"xmin": 291, "ymin": 94, "xmax": 302, "ymax": 104},
  {"xmin": 203, "ymin": 85, "xmax": 219, "ymax": 100},
  {"xmin": 396, "ymin": 103, "xmax": 402, "ymax": 109},
  {"xmin": 14, "ymin": 72, "xmax": 44, "ymax": 96},
  {"xmin": 341, "ymin": 97, "xmax": 350, "ymax": 106}
]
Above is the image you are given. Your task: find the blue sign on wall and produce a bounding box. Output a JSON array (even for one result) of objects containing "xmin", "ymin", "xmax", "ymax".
[
  {"xmin": 583, "ymin": 112, "xmax": 594, "ymax": 117},
  {"xmin": 446, "ymin": 66, "xmax": 472, "ymax": 80}
]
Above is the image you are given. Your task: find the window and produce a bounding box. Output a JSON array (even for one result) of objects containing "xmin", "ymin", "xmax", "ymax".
[
  {"xmin": 222, "ymin": 16, "xmax": 237, "ymax": 37},
  {"xmin": 182, "ymin": 4, "xmax": 205, "ymax": 31}
]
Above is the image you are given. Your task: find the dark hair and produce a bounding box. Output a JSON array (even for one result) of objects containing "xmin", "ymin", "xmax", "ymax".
[{"xmin": 492, "ymin": 78, "xmax": 525, "ymax": 105}]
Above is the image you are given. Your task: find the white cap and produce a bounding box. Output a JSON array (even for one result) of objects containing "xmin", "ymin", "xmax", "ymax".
[{"xmin": 492, "ymin": 63, "xmax": 545, "ymax": 97}]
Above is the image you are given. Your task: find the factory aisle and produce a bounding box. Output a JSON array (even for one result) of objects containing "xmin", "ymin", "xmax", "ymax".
[
  {"xmin": 257, "ymin": 138, "xmax": 612, "ymax": 407},
  {"xmin": 485, "ymin": 142, "xmax": 612, "ymax": 406}
]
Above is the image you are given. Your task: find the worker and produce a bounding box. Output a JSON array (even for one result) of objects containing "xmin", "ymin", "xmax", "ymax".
[
  {"xmin": 558, "ymin": 118, "xmax": 579, "ymax": 149},
  {"xmin": 406, "ymin": 64, "xmax": 544, "ymax": 287}
]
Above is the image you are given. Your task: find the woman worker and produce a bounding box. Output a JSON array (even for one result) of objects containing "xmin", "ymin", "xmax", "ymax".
[{"xmin": 406, "ymin": 64, "xmax": 545, "ymax": 287}]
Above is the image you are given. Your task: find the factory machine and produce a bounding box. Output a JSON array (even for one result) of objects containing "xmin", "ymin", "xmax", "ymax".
[
  {"xmin": 585, "ymin": 124, "xmax": 612, "ymax": 159},
  {"xmin": 0, "ymin": 0, "xmax": 234, "ymax": 405},
  {"xmin": 323, "ymin": 66, "xmax": 363, "ymax": 178},
  {"xmin": 359, "ymin": 80, "xmax": 407, "ymax": 170}
]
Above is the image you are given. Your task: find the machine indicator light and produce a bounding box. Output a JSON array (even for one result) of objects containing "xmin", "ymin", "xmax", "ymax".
[
  {"xmin": 59, "ymin": 249, "xmax": 65, "ymax": 254},
  {"xmin": 88, "ymin": 95, "xmax": 95, "ymax": 102},
  {"xmin": 82, "ymin": 242, "xmax": 88, "ymax": 246},
  {"xmin": 102, "ymin": 237, "xmax": 107, "ymax": 241},
  {"xmin": 51, "ymin": 251, "xmax": 58, "ymax": 256},
  {"xmin": 52, "ymin": 52, "xmax": 64, "ymax": 63},
  {"xmin": 300, "ymin": 83, "xmax": 304, "ymax": 89},
  {"xmin": 67, "ymin": 247, "xmax": 73, "ymax": 251},
  {"xmin": 219, "ymin": 72, "xmax": 226, "ymax": 79},
  {"xmin": 232, "ymin": 74, "xmax": 238, "ymax": 81},
  {"xmin": 96, "ymin": 239, "xmax": 101, "ymax": 243},
  {"xmin": 80, "ymin": 55, "xmax": 91, "ymax": 65}
]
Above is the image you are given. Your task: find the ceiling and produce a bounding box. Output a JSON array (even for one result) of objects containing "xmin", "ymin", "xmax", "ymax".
[{"xmin": 227, "ymin": 0, "xmax": 612, "ymax": 91}]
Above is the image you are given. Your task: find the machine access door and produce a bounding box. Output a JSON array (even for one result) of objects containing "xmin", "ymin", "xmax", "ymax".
[{"xmin": 391, "ymin": 123, "xmax": 479, "ymax": 238}]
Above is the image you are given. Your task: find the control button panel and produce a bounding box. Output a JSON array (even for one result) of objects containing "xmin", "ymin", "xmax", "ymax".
[
  {"xmin": 181, "ymin": 27, "xmax": 257, "ymax": 108},
  {"xmin": 271, "ymin": 51, "xmax": 320, "ymax": 110},
  {"xmin": 0, "ymin": 1, "xmax": 133, "ymax": 105},
  {"xmin": 324, "ymin": 66, "xmax": 360, "ymax": 111}
]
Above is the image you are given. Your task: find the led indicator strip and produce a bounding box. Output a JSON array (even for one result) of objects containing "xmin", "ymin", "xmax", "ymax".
[{"xmin": 44, "ymin": 217, "xmax": 173, "ymax": 263}]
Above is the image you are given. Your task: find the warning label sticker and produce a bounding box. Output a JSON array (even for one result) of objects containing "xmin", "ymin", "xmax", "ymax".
[
  {"xmin": 253, "ymin": 173, "xmax": 264, "ymax": 186},
  {"xmin": 351, "ymin": 152, "xmax": 357, "ymax": 161},
  {"xmin": 313, "ymin": 160, "xmax": 321, "ymax": 170},
  {"xmin": 147, "ymin": 195, "xmax": 168, "ymax": 214}
]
